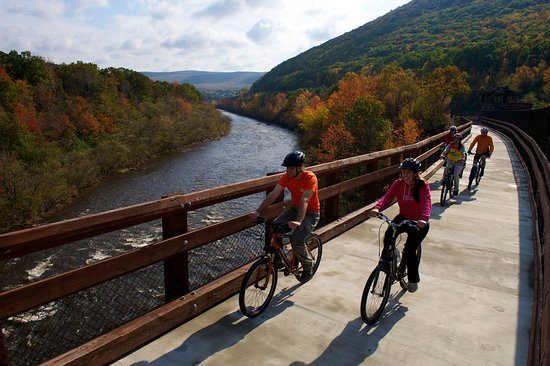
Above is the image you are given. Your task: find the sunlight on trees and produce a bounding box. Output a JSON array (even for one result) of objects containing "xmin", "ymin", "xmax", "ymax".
[
  {"xmin": 0, "ymin": 51, "xmax": 230, "ymax": 232},
  {"xmin": 315, "ymin": 123, "xmax": 356, "ymax": 163}
]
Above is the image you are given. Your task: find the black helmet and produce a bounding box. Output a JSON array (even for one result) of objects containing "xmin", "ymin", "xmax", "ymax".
[
  {"xmin": 450, "ymin": 125, "xmax": 457, "ymax": 132},
  {"xmin": 282, "ymin": 151, "xmax": 306, "ymax": 167},
  {"xmin": 399, "ymin": 158, "xmax": 422, "ymax": 171}
]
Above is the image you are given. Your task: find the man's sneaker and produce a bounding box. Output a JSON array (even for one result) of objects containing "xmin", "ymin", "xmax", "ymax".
[
  {"xmin": 408, "ymin": 282, "xmax": 418, "ymax": 293},
  {"xmin": 299, "ymin": 268, "xmax": 313, "ymax": 282},
  {"xmin": 453, "ymin": 190, "xmax": 459, "ymax": 196}
]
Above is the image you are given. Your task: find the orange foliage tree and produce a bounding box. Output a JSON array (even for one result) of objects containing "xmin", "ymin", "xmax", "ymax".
[
  {"xmin": 315, "ymin": 123, "xmax": 356, "ymax": 163},
  {"xmin": 327, "ymin": 72, "xmax": 377, "ymax": 124},
  {"xmin": 68, "ymin": 96, "xmax": 102, "ymax": 137},
  {"xmin": 394, "ymin": 118, "xmax": 421, "ymax": 146},
  {"xmin": 14, "ymin": 80, "xmax": 40, "ymax": 133}
]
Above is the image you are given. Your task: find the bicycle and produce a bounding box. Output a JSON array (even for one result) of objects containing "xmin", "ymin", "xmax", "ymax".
[
  {"xmin": 467, "ymin": 152, "xmax": 489, "ymax": 190},
  {"xmin": 439, "ymin": 157, "xmax": 455, "ymax": 206},
  {"xmin": 440, "ymin": 157, "xmax": 465, "ymax": 206},
  {"xmin": 239, "ymin": 219, "xmax": 323, "ymax": 318},
  {"xmin": 360, "ymin": 212, "xmax": 421, "ymax": 324}
]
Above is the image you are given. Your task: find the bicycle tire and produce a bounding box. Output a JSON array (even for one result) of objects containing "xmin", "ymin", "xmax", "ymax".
[
  {"xmin": 239, "ymin": 256, "xmax": 278, "ymax": 317},
  {"xmin": 440, "ymin": 179, "xmax": 449, "ymax": 206},
  {"xmin": 475, "ymin": 168, "xmax": 483, "ymax": 185},
  {"xmin": 360, "ymin": 266, "xmax": 391, "ymax": 324},
  {"xmin": 468, "ymin": 165, "xmax": 478, "ymax": 190},
  {"xmin": 297, "ymin": 235, "xmax": 323, "ymax": 283},
  {"xmin": 398, "ymin": 245, "xmax": 422, "ymax": 290},
  {"xmin": 468, "ymin": 164, "xmax": 478, "ymax": 181}
]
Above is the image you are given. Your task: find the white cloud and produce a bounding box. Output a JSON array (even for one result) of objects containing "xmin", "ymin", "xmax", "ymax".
[
  {"xmin": 0, "ymin": 0, "xmax": 412, "ymax": 72},
  {"xmin": 246, "ymin": 19, "xmax": 277, "ymax": 44}
]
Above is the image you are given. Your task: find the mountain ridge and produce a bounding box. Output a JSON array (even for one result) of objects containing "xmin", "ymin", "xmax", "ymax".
[
  {"xmin": 250, "ymin": 0, "xmax": 549, "ymax": 95},
  {"xmin": 142, "ymin": 70, "xmax": 265, "ymax": 91}
]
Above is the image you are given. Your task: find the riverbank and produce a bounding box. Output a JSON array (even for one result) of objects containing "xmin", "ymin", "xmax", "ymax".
[{"xmin": 0, "ymin": 107, "xmax": 231, "ymax": 234}]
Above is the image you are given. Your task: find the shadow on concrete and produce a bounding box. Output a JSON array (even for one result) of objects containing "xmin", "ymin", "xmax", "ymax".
[
  {"xmin": 289, "ymin": 291, "xmax": 408, "ymax": 366},
  {"xmin": 129, "ymin": 283, "xmax": 302, "ymax": 366}
]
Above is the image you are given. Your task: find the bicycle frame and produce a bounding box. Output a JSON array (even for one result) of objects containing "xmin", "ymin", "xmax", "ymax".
[
  {"xmin": 440, "ymin": 158, "xmax": 455, "ymax": 205},
  {"xmin": 373, "ymin": 213, "xmax": 414, "ymax": 281},
  {"xmin": 269, "ymin": 228, "xmax": 300, "ymax": 275}
]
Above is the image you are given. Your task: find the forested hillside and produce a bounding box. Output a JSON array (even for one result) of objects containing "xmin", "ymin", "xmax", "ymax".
[
  {"xmin": 252, "ymin": 0, "xmax": 549, "ymax": 108},
  {"xmin": 0, "ymin": 51, "xmax": 230, "ymax": 232},
  {"xmin": 217, "ymin": 0, "xmax": 548, "ymax": 165}
]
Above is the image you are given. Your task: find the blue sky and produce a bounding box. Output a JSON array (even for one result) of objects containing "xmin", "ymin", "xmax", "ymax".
[{"xmin": 0, "ymin": 0, "xmax": 411, "ymax": 72}]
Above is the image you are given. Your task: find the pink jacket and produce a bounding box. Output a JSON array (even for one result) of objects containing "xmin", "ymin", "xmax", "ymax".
[{"xmin": 374, "ymin": 178, "xmax": 432, "ymax": 222}]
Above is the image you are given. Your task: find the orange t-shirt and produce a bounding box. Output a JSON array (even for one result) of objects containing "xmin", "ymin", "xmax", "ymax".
[{"xmin": 278, "ymin": 170, "xmax": 320, "ymax": 212}]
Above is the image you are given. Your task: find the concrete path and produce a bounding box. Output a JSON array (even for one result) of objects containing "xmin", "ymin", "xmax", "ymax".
[{"xmin": 112, "ymin": 125, "xmax": 534, "ymax": 366}]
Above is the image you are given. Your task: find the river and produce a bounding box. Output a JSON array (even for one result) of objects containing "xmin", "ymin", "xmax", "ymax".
[{"xmin": 0, "ymin": 111, "xmax": 298, "ymax": 290}]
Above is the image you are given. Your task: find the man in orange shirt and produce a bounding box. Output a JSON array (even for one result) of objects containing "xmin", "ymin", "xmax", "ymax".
[
  {"xmin": 250, "ymin": 151, "xmax": 320, "ymax": 282},
  {"xmin": 468, "ymin": 127, "xmax": 494, "ymax": 177}
]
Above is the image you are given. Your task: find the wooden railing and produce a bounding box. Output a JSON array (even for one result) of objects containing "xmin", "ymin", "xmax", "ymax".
[
  {"xmin": 0, "ymin": 120, "xmax": 471, "ymax": 366},
  {"xmin": 480, "ymin": 115, "xmax": 550, "ymax": 366}
]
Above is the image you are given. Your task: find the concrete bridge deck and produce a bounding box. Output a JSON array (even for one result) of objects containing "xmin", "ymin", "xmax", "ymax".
[{"xmin": 113, "ymin": 125, "xmax": 534, "ymax": 366}]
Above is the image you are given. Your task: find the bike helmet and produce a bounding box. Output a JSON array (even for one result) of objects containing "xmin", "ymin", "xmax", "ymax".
[
  {"xmin": 481, "ymin": 127, "xmax": 489, "ymax": 134},
  {"xmin": 399, "ymin": 157, "xmax": 422, "ymax": 171},
  {"xmin": 453, "ymin": 133, "xmax": 462, "ymax": 140},
  {"xmin": 450, "ymin": 125, "xmax": 457, "ymax": 133},
  {"xmin": 282, "ymin": 151, "xmax": 306, "ymax": 167}
]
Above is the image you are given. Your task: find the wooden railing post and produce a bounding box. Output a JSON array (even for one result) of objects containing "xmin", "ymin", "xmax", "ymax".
[
  {"xmin": 324, "ymin": 170, "xmax": 341, "ymax": 223},
  {"xmin": 162, "ymin": 201, "xmax": 189, "ymax": 302},
  {"xmin": 363, "ymin": 160, "xmax": 379, "ymax": 205},
  {"xmin": 262, "ymin": 172, "xmax": 284, "ymax": 246},
  {"xmin": 0, "ymin": 331, "xmax": 7, "ymax": 366}
]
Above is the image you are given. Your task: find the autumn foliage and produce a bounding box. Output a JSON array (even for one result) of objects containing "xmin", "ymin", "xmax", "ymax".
[
  {"xmin": 218, "ymin": 64, "xmax": 472, "ymax": 161},
  {"xmin": 0, "ymin": 50, "xmax": 230, "ymax": 232}
]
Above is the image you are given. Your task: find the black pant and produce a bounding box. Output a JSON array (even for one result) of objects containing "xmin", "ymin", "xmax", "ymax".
[{"xmin": 383, "ymin": 215, "xmax": 429, "ymax": 283}]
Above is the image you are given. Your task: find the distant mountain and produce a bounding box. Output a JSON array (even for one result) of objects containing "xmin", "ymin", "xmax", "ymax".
[
  {"xmin": 142, "ymin": 70, "xmax": 265, "ymax": 91},
  {"xmin": 250, "ymin": 0, "xmax": 549, "ymax": 95}
]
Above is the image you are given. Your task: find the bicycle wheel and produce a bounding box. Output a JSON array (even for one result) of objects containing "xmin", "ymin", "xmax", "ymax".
[
  {"xmin": 297, "ymin": 235, "xmax": 323, "ymax": 283},
  {"xmin": 440, "ymin": 178, "xmax": 449, "ymax": 206},
  {"xmin": 398, "ymin": 245, "xmax": 422, "ymax": 290},
  {"xmin": 467, "ymin": 165, "xmax": 478, "ymax": 190},
  {"xmin": 475, "ymin": 167, "xmax": 483, "ymax": 185},
  {"xmin": 360, "ymin": 266, "xmax": 391, "ymax": 324},
  {"xmin": 239, "ymin": 257, "xmax": 278, "ymax": 317}
]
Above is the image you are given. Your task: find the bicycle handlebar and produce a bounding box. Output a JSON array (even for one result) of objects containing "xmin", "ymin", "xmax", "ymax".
[{"xmin": 373, "ymin": 212, "xmax": 418, "ymax": 230}]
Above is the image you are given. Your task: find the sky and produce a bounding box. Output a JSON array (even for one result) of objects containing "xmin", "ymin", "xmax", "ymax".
[{"xmin": 0, "ymin": 0, "xmax": 411, "ymax": 73}]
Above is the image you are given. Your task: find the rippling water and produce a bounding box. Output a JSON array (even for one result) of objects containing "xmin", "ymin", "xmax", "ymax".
[{"xmin": 1, "ymin": 111, "xmax": 298, "ymax": 289}]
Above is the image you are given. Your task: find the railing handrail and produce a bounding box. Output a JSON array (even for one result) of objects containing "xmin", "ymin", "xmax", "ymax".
[
  {"xmin": 480, "ymin": 116, "xmax": 550, "ymax": 366},
  {"xmin": 0, "ymin": 125, "xmax": 465, "ymax": 261}
]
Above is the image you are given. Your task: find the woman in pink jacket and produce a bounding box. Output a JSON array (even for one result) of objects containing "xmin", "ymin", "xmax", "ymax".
[{"xmin": 368, "ymin": 158, "xmax": 432, "ymax": 292}]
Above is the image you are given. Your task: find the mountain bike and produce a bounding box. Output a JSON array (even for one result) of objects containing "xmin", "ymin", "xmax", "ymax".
[
  {"xmin": 467, "ymin": 152, "xmax": 489, "ymax": 190},
  {"xmin": 440, "ymin": 157, "xmax": 465, "ymax": 205},
  {"xmin": 239, "ymin": 219, "xmax": 322, "ymax": 318},
  {"xmin": 360, "ymin": 212, "xmax": 420, "ymax": 324},
  {"xmin": 439, "ymin": 157, "xmax": 455, "ymax": 206}
]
